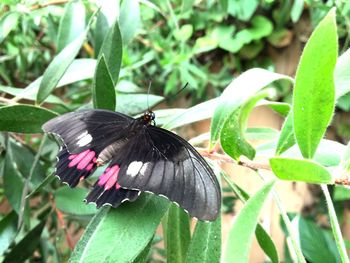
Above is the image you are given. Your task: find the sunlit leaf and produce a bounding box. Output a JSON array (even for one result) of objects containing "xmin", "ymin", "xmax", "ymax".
[{"xmin": 293, "ymin": 8, "xmax": 338, "ymax": 158}]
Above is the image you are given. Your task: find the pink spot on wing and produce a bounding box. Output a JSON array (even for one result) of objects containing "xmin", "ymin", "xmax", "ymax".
[
  {"xmin": 98, "ymin": 165, "xmax": 120, "ymax": 190},
  {"xmin": 68, "ymin": 154, "xmax": 77, "ymax": 160},
  {"xmin": 68, "ymin": 149, "xmax": 97, "ymax": 172},
  {"xmin": 115, "ymin": 183, "xmax": 121, "ymax": 190},
  {"xmin": 68, "ymin": 150, "xmax": 90, "ymax": 167},
  {"xmin": 77, "ymin": 151, "xmax": 95, "ymax": 170},
  {"xmin": 86, "ymin": 163, "xmax": 94, "ymax": 171}
]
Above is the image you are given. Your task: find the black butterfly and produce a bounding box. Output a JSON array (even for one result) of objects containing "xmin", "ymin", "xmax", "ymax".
[{"xmin": 42, "ymin": 109, "xmax": 221, "ymax": 221}]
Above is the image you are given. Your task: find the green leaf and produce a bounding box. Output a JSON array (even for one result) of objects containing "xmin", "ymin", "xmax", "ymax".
[
  {"xmin": 117, "ymin": 94, "xmax": 163, "ymax": 116},
  {"xmin": 26, "ymin": 173, "xmax": 55, "ymax": 199},
  {"xmin": 16, "ymin": 59, "xmax": 96, "ymax": 102},
  {"xmin": 335, "ymin": 48, "xmax": 350, "ymax": 99},
  {"xmin": 321, "ymin": 185, "xmax": 349, "ymax": 263},
  {"xmin": 92, "ymin": 55, "xmax": 116, "ymax": 110},
  {"xmin": 185, "ymin": 216, "xmax": 221, "ymax": 263},
  {"xmin": 275, "ymin": 112, "xmax": 295, "ymax": 155},
  {"xmin": 297, "ymin": 216, "xmax": 341, "ymax": 263},
  {"xmin": 3, "ymin": 149, "xmax": 24, "ymax": 212},
  {"xmin": 0, "ymin": 105, "xmax": 58, "ymax": 133},
  {"xmin": 223, "ymin": 180, "xmax": 275, "ymax": 263},
  {"xmin": 165, "ymin": 205, "xmax": 190, "ymax": 263},
  {"xmin": 94, "ymin": 0, "xmax": 119, "ymax": 55},
  {"xmin": 98, "ymin": 19, "xmax": 123, "ymax": 85},
  {"xmin": 293, "ymin": 8, "xmax": 338, "ymax": 158},
  {"xmin": 3, "ymin": 219, "xmax": 46, "ymax": 263},
  {"xmin": 245, "ymin": 127, "xmax": 279, "ymax": 140},
  {"xmin": 0, "ymin": 85, "xmax": 64, "ymax": 105},
  {"xmin": 334, "ymin": 186, "xmax": 350, "ymax": 201},
  {"xmin": 270, "ymin": 157, "xmax": 333, "ymax": 184},
  {"xmin": 162, "ymin": 98, "xmax": 218, "ymax": 130},
  {"xmin": 259, "ymin": 100, "xmax": 291, "ymax": 117},
  {"xmin": 54, "ymin": 186, "xmax": 97, "ymax": 216},
  {"xmin": 222, "ymin": 172, "xmax": 279, "ymax": 263},
  {"xmin": 119, "ymin": 0, "xmax": 141, "ymax": 45},
  {"xmin": 57, "ymin": 0, "xmax": 86, "ymax": 52},
  {"xmin": 210, "ymin": 68, "xmax": 292, "ymax": 150},
  {"xmin": 220, "ymin": 91, "xmax": 269, "ymax": 160},
  {"xmin": 227, "ymin": 0, "xmax": 259, "ymax": 21},
  {"xmin": 70, "ymin": 194, "xmax": 170, "ymax": 262},
  {"xmin": 37, "ymin": 30, "xmax": 88, "ymax": 104},
  {"xmin": 0, "ymin": 211, "xmax": 18, "ymax": 255},
  {"xmin": 0, "ymin": 11, "xmax": 20, "ymax": 44},
  {"xmin": 291, "ymin": 0, "xmax": 304, "ymax": 22}
]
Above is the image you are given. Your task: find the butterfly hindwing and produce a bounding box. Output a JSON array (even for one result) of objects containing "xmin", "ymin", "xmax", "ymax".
[{"xmin": 115, "ymin": 125, "xmax": 221, "ymax": 221}]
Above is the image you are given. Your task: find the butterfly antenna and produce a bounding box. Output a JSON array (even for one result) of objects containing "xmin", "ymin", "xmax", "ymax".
[
  {"xmin": 165, "ymin": 82, "xmax": 188, "ymax": 102},
  {"xmin": 147, "ymin": 80, "xmax": 152, "ymax": 112}
]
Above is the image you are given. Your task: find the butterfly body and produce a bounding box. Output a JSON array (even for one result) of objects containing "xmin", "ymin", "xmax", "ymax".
[{"xmin": 43, "ymin": 109, "xmax": 221, "ymax": 221}]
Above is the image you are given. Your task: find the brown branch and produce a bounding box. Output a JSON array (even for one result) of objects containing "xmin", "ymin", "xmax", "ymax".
[
  {"xmin": 196, "ymin": 148, "xmax": 271, "ymax": 171},
  {"xmin": 0, "ymin": 97, "xmax": 18, "ymax": 105},
  {"xmin": 30, "ymin": 0, "xmax": 70, "ymax": 11},
  {"xmin": 335, "ymin": 177, "xmax": 350, "ymax": 186},
  {"xmin": 55, "ymin": 207, "xmax": 74, "ymax": 250}
]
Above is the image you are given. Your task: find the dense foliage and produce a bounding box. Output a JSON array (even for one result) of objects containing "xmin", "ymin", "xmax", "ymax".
[{"xmin": 1, "ymin": 1, "xmax": 350, "ymax": 262}]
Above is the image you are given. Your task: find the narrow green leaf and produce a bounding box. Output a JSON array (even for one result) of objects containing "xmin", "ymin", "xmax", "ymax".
[
  {"xmin": 220, "ymin": 91, "xmax": 269, "ymax": 160},
  {"xmin": 0, "ymin": 85, "xmax": 64, "ymax": 105},
  {"xmin": 321, "ymin": 185, "xmax": 349, "ymax": 263},
  {"xmin": 3, "ymin": 149, "xmax": 24, "ymax": 212},
  {"xmin": 92, "ymin": 55, "xmax": 116, "ymax": 110},
  {"xmin": 221, "ymin": 110, "xmax": 255, "ymax": 160},
  {"xmin": 259, "ymin": 100, "xmax": 291, "ymax": 117},
  {"xmin": 116, "ymin": 94, "xmax": 163, "ymax": 116},
  {"xmin": 0, "ymin": 211, "xmax": 18, "ymax": 255},
  {"xmin": 26, "ymin": 173, "xmax": 55, "ymax": 199},
  {"xmin": 162, "ymin": 98, "xmax": 218, "ymax": 130},
  {"xmin": 210, "ymin": 68, "xmax": 292, "ymax": 150},
  {"xmin": 37, "ymin": 30, "xmax": 87, "ymax": 104},
  {"xmin": 94, "ymin": 0, "xmax": 119, "ymax": 55},
  {"xmin": 119, "ymin": 0, "xmax": 141, "ymax": 45},
  {"xmin": 245, "ymin": 127, "xmax": 279, "ymax": 140},
  {"xmin": 270, "ymin": 157, "xmax": 333, "ymax": 184},
  {"xmin": 166, "ymin": 205, "xmax": 190, "ymax": 263},
  {"xmin": 70, "ymin": 194, "xmax": 170, "ymax": 262},
  {"xmin": 0, "ymin": 105, "xmax": 58, "ymax": 133},
  {"xmin": 3, "ymin": 219, "xmax": 46, "ymax": 263},
  {"xmin": 16, "ymin": 59, "xmax": 96, "ymax": 102},
  {"xmin": 57, "ymin": 0, "xmax": 86, "ymax": 52},
  {"xmin": 0, "ymin": 11, "xmax": 20, "ymax": 44},
  {"xmin": 185, "ymin": 216, "xmax": 221, "ymax": 263},
  {"xmin": 275, "ymin": 112, "xmax": 295, "ymax": 155},
  {"xmin": 223, "ymin": 180, "xmax": 275, "ymax": 263},
  {"xmin": 335, "ymin": 48, "xmax": 350, "ymax": 99},
  {"xmin": 297, "ymin": 215, "xmax": 341, "ymax": 262},
  {"xmin": 98, "ymin": 18, "xmax": 122, "ymax": 85},
  {"xmin": 181, "ymin": 0, "xmax": 195, "ymax": 13},
  {"xmin": 222, "ymin": 172, "xmax": 279, "ymax": 263},
  {"xmin": 133, "ymin": 237, "xmax": 153, "ymax": 263},
  {"xmin": 291, "ymin": 0, "xmax": 304, "ymax": 22},
  {"xmin": 293, "ymin": 8, "xmax": 338, "ymax": 158},
  {"xmin": 54, "ymin": 186, "xmax": 97, "ymax": 216}
]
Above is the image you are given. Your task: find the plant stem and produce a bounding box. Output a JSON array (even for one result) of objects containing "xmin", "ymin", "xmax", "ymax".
[
  {"xmin": 321, "ymin": 184, "xmax": 350, "ymax": 263},
  {"xmin": 165, "ymin": 0, "xmax": 179, "ymax": 31},
  {"xmin": 18, "ymin": 134, "xmax": 47, "ymax": 229},
  {"xmin": 258, "ymin": 172, "xmax": 306, "ymax": 263}
]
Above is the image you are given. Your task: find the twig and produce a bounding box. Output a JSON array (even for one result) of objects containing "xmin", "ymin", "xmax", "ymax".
[
  {"xmin": 55, "ymin": 207, "xmax": 75, "ymax": 250},
  {"xmin": 196, "ymin": 148, "xmax": 271, "ymax": 171},
  {"xmin": 29, "ymin": 0, "xmax": 70, "ymax": 11},
  {"xmin": 0, "ymin": 97, "xmax": 18, "ymax": 105}
]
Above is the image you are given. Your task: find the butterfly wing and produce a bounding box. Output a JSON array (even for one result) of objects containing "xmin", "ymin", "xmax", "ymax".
[
  {"xmin": 42, "ymin": 109, "xmax": 133, "ymax": 153},
  {"xmin": 43, "ymin": 109, "xmax": 132, "ymax": 187},
  {"xmin": 113, "ymin": 125, "xmax": 221, "ymax": 221}
]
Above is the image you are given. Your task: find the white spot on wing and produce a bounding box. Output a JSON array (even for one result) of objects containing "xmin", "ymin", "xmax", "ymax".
[
  {"xmin": 76, "ymin": 132, "xmax": 92, "ymax": 146},
  {"xmin": 127, "ymin": 161, "xmax": 143, "ymax": 177},
  {"xmin": 140, "ymin": 162, "xmax": 150, "ymax": 176}
]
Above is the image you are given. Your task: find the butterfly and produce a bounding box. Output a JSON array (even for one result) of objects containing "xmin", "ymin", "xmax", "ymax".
[{"xmin": 42, "ymin": 109, "xmax": 221, "ymax": 221}]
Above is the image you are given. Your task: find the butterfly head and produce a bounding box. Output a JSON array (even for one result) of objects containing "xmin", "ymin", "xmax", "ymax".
[{"xmin": 143, "ymin": 110, "xmax": 155, "ymax": 125}]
